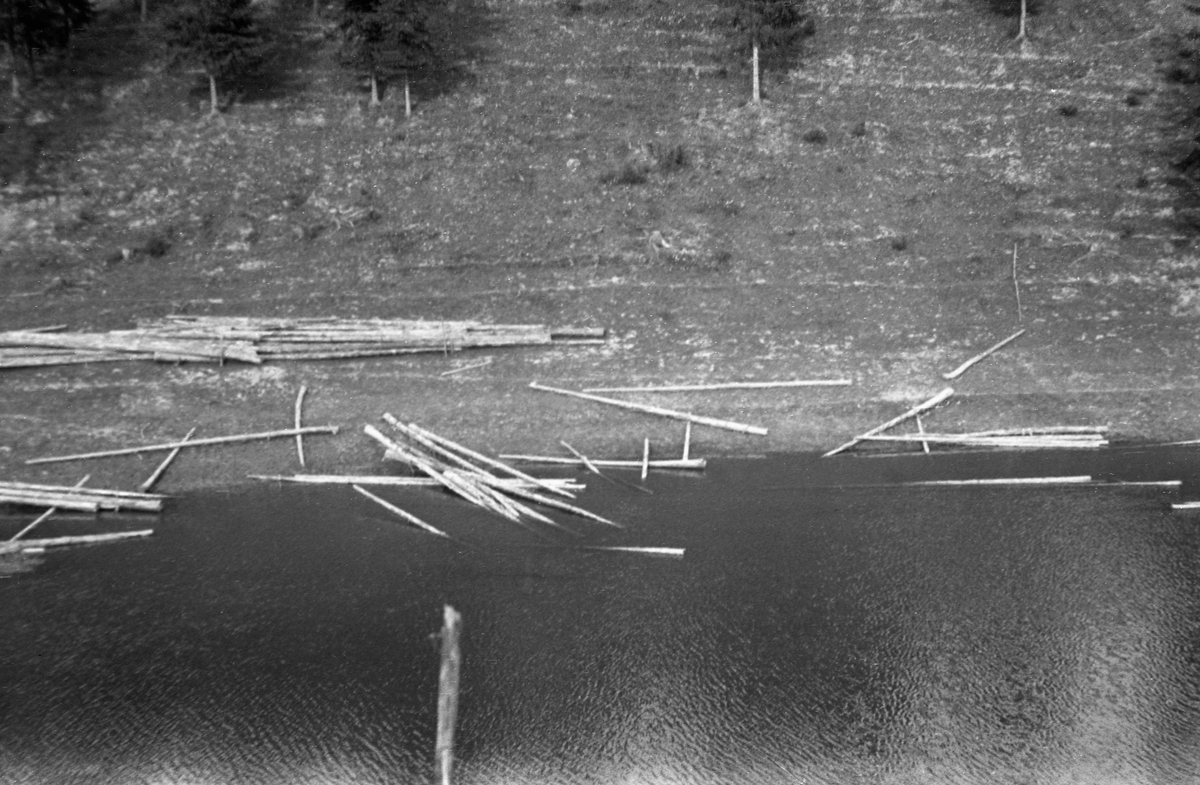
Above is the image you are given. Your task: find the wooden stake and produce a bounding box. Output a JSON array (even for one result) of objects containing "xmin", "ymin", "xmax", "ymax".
[
  {"xmin": 529, "ymin": 382, "xmax": 768, "ymax": 436},
  {"xmin": 942, "ymin": 329, "xmax": 1026, "ymax": 381},
  {"xmin": 641, "ymin": 439, "xmax": 650, "ymax": 481},
  {"xmin": 352, "ymin": 485, "xmax": 450, "ymax": 539},
  {"xmin": 26, "ymin": 426, "xmax": 339, "ymax": 465},
  {"xmin": 823, "ymin": 388, "xmax": 955, "ymax": 457},
  {"xmin": 7, "ymin": 475, "xmax": 90, "ymax": 542},
  {"xmin": 582, "ymin": 379, "xmax": 852, "ymax": 393},
  {"xmin": 294, "ymin": 385, "xmax": 308, "ymax": 467},
  {"xmin": 435, "ymin": 605, "xmax": 462, "ymax": 785},
  {"xmin": 139, "ymin": 427, "xmax": 196, "ymax": 492}
]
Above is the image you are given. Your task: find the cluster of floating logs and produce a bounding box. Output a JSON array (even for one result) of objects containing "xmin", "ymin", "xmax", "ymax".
[
  {"xmin": 861, "ymin": 426, "xmax": 1109, "ymax": 451},
  {"xmin": 0, "ymin": 317, "xmax": 606, "ymax": 369},
  {"xmin": 1, "ymin": 478, "xmax": 163, "ymax": 555}
]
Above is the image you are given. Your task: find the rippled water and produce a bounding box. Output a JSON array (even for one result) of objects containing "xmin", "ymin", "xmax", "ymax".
[{"xmin": 2, "ymin": 448, "xmax": 1199, "ymax": 784}]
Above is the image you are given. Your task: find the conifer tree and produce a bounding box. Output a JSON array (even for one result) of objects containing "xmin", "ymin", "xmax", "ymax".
[
  {"xmin": 1, "ymin": 0, "xmax": 93, "ymax": 98},
  {"xmin": 340, "ymin": 0, "xmax": 433, "ymax": 111},
  {"xmin": 721, "ymin": 0, "xmax": 811, "ymax": 105},
  {"xmin": 163, "ymin": 0, "xmax": 266, "ymax": 116}
]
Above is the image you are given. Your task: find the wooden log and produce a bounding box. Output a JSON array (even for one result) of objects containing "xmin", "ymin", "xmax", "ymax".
[
  {"xmin": 941, "ymin": 329, "xmax": 1026, "ymax": 381},
  {"xmin": 583, "ymin": 546, "xmax": 685, "ymax": 559},
  {"xmin": 0, "ymin": 529, "xmax": 153, "ymax": 555},
  {"xmin": 860, "ymin": 434, "xmax": 1106, "ymax": 448},
  {"xmin": 294, "ymin": 386, "xmax": 308, "ymax": 467},
  {"xmin": 471, "ymin": 475, "xmax": 622, "ymax": 528},
  {"xmin": 440, "ymin": 358, "xmax": 493, "ymax": 376},
  {"xmin": 0, "ymin": 330, "xmax": 261, "ymax": 364},
  {"xmin": 902, "ymin": 476, "xmax": 1093, "ymax": 487},
  {"xmin": 529, "ymin": 382, "xmax": 769, "ymax": 436},
  {"xmin": 26, "ymin": 426, "xmax": 339, "ymax": 465},
  {"xmin": 0, "ymin": 490, "xmax": 164, "ymax": 512},
  {"xmin": 249, "ymin": 474, "xmax": 583, "ymax": 491},
  {"xmin": 915, "ymin": 414, "xmax": 930, "ymax": 454},
  {"xmin": 682, "ymin": 421, "xmax": 692, "ymax": 461},
  {"xmin": 559, "ymin": 441, "xmax": 652, "ymax": 496},
  {"xmin": 641, "ymin": 438, "xmax": 650, "ymax": 481},
  {"xmin": 139, "ymin": 427, "xmax": 196, "ymax": 492},
  {"xmin": 404, "ymin": 421, "xmax": 576, "ymax": 499},
  {"xmin": 351, "ymin": 485, "xmax": 450, "ymax": 539},
  {"xmin": 823, "ymin": 387, "xmax": 955, "ymax": 457},
  {"xmin": 434, "ymin": 605, "xmax": 462, "ymax": 785},
  {"xmin": 1171, "ymin": 501, "xmax": 1200, "ymax": 510},
  {"xmin": 581, "ymin": 379, "xmax": 852, "ymax": 393},
  {"xmin": 499, "ymin": 455, "xmax": 707, "ymax": 470},
  {"xmin": 7, "ymin": 475, "xmax": 90, "ymax": 542},
  {"xmin": 0, "ymin": 493, "xmax": 100, "ymax": 512}
]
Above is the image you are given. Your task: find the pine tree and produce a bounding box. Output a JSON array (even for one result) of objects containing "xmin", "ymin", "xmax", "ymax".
[
  {"xmin": 340, "ymin": 0, "xmax": 433, "ymax": 111},
  {"xmin": 1, "ymin": 0, "xmax": 93, "ymax": 98},
  {"xmin": 163, "ymin": 0, "xmax": 267, "ymax": 116},
  {"xmin": 722, "ymin": 0, "xmax": 811, "ymax": 104},
  {"xmin": 988, "ymin": 0, "xmax": 1042, "ymax": 41}
]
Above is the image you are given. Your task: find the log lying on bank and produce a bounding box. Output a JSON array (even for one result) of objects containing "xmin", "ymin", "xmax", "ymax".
[
  {"xmin": 860, "ymin": 432, "xmax": 1107, "ymax": 450},
  {"xmin": 823, "ymin": 388, "xmax": 955, "ymax": 457},
  {"xmin": 0, "ymin": 481, "xmax": 166, "ymax": 512},
  {"xmin": 0, "ymin": 529, "xmax": 153, "ymax": 555},
  {"xmin": 530, "ymin": 382, "xmax": 768, "ymax": 436},
  {"xmin": 250, "ymin": 474, "xmax": 585, "ymax": 492},
  {"xmin": 0, "ymin": 317, "xmax": 606, "ymax": 369},
  {"xmin": 499, "ymin": 454, "xmax": 707, "ymax": 471},
  {"xmin": 26, "ymin": 426, "xmax": 339, "ymax": 466}
]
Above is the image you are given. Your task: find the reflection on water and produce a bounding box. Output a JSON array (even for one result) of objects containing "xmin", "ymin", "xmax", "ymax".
[{"xmin": 1, "ymin": 448, "xmax": 1199, "ymax": 784}]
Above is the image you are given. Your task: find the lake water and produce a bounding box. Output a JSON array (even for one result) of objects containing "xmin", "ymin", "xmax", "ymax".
[{"xmin": 2, "ymin": 448, "xmax": 1199, "ymax": 784}]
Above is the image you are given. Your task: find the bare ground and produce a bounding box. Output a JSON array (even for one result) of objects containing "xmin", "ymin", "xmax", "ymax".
[{"xmin": 2, "ymin": 0, "xmax": 1200, "ymax": 493}]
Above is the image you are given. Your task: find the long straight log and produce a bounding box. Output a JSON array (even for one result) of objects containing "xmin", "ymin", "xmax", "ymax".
[
  {"xmin": 472, "ymin": 474, "xmax": 621, "ymax": 528},
  {"xmin": 139, "ymin": 427, "xmax": 196, "ymax": 492},
  {"xmin": 0, "ymin": 330, "xmax": 261, "ymax": 364},
  {"xmin": 249, "ymin": 474, "xmax": 583, "ymax": 491},
  {"xmin": 583, "ymin": 546, "xmax": 685, "ymax": 559},
  {"xmin": 941, "ymin": 329, "xmax": 1026, "ymax": 380},
  {"xmin": 955, "ymin": 426, "xmax": 1108, "ymax": 437},
  {"xmin": 0, "ymin": 529, "xmax": 154, "ymax": 555},
  {"xmin": 26, "ymin": 426, "xmax": 339, "ymax": 465},
  {"xmin": 823, "ymin": 387, "xmax": 955, "ymax": 457},
  {"xmin": 404, "ymin": 421, "xmax": 576, "ymax": 499},
  {"xmin": 499, "ymin": 455, "xmax": 707, "ymax": 470},
  {"xmin": 0, "ymin": 494, "xmax": 100, "ymax": 512},
  {"xmin": 434, "ymin": 605, "xmax": 462, "ymax": 785},
  {"xmin": 0, "ymin": 490, "xmax": 163, "ymax": 512},
  {"xmin": 0, "ymin": 480, "xmax": 167, "ymax": 500},
  {"xmin": 582, "ymin": 379, "xmax": 852, "ymax": 393},
  {"xmin": 902, "ymin": 476, "xmax": 1093, "ymax": 486},
  {"xmin": 860, "ymin": 434, "xmax": 1105, "ymax": 447},
  {"xmin": 352, "ymin": 485, "xmax": 450, "ymax": 539},
  {"xmin": 530, "ymin": 382, "xmax": 768, "ymax": 436},
  {"xmin": 1171, "ymin": 501, "xmax": 1200, "ymax": 510}
]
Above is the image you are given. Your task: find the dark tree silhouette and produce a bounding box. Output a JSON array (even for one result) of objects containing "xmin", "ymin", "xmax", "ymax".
[
  {"xmin": 987, "ymin": 0, "xmax": 1043, "ymax": 40},
  {"xmin": 720, "ymin": 0, "xmax": 812, "ymax": 104},
  {"xmin": 340, "ymin": 0, "xmax": 433, "ymax": 111},
  {"xmin": 163, "ymin": 0, "xmax": 267, "ymax": 116},
  {"xmin": 1, "ymin": 0, "xmax": 93, "ymax": 98}
]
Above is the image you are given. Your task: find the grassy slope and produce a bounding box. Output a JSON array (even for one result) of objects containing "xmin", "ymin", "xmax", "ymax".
[{"xmin": 2, "ymin": 0, "xmax": 1200, "ymax": 489}]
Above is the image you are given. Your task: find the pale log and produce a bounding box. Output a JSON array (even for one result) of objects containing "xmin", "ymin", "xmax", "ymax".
[
  {"xmin": 941, "ymin": 329, "xmax": 1026, "ymax": 381},
  {"xmin": 7, "ymin": 475, "xmax": 90, "ymax": 542},
  {"xmin": 434, "ymin": 605, "xmax": 462, "ymax": 785},
  {"xmin": 26, "ymin": 426, "xmax": 339, "ymax": 465},
  {"xmin": 499, "ymin": 455, "xmax": 706, "ymax": 470},
  {"xmin": 139, "ymin": 427, "xmax": 196, "ymax": 492},
  {"xmin": 406, "ymin": 422, "xmax": 576, "ymax": 498},
  {"xmin": 823, "ymin": 387, "xmax": 955, "ymax": 457},
  {"xmin": 352, "ymin": 485, "xmax": 450, "ymax": 539},
  {"xmin": 583, "ymin": 379, "xmax": 851, "ymax": 393},
  {"xmin": 530, "ymin": 382, "xmax": 768, "ymax": 436}
]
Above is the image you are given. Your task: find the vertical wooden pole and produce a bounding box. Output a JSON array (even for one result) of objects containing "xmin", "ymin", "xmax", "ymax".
[{"xmin": 435, "ymin": 605, "xmax": 462, "ymax": 785}]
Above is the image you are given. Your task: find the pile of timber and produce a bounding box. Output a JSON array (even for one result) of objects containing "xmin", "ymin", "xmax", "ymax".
[
  {"xmin": 861, "ymin": 426, "xmax": 1109, "ymax": 451},
  {"xmin": 358, "ymin": 416, "xmax": 621, "ymax": 536},
  {"xmin": 0, "ymin": 317, "xmax": 606, "ymax": 368},
  {"xmin": 0, "ymin": 481, "xmax": 166, "ymax": 513}
]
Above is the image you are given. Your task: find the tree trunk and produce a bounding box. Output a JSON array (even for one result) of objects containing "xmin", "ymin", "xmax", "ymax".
[
  {"xmin": 1016, "ymin": 0, "xmax": 1027, "ymax": 40},
  {"xmin": 751, "ymin": 39, "xmax": 760, "ymax": 104},
  {"xmin": 370, "ymin": 72, "xmax": 380, "ymax": 107},
  {"xmin": 208, "ymin": 72, "xmax": 219, "ymax": 116}
]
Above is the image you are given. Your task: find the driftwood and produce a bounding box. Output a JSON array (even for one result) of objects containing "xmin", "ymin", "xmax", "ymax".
[
  {"xmin": 435, "ymin": 605, "xmax": 463, "ymax": 785},
  {"xmin": 530, "ymin": 382, "xmax": 768, "ymax": 436},
  {"xmin": 583, "ymin": 546, "xmax": 685, "ymax": 559},
  {"xmin": 582, "ymin": 379, "xmax": 851, "ymax": 393},
  {"xmin": 1171, "ymin": 501, "xmax": 1200, "ymax": 510},
  {"xmin": 0, "ymin": 529, "xmax": 153, "ymax": 555},
  {"xmin": 941, "ymin": 329, "xmax": 1026, "ymax": 381},
  {"xmin": 500, "ymin": 454, "xmax": 706, "ymax": 470},
  {"xmin": 642, "ymin": 439, "xmax": 650, "ymax": 481},
  {"xmin": 26, "ymin": 426, "xmax": 339, "ymax": 465},
  {"xmin": 902, "ymin": 476, "xmax": 1093, "ymax": 486},
  {"xmin": 860, "ymin": 434, "xmax": 1106, "ymax": 449},
  {"xmin": 250, "ymin": 474, "xmax": 583, "ymax": 491},
  {"xmin": 0, "ymin": 481, "xmax": 165, "ymax": 512},
  {"xmin": 7, "ymin": 475, "xmax": 90, "ymax": 542},
  {"xmin": 823, "ymin": 388, "xmax": 955, "ymax": 457},
  {"xmin": 352, "ymin": 485, "xmax": 450, "ymax": 539},
  {"xmin": 139, "ymin": 427, "xmax": 196, "ymax": 492}
]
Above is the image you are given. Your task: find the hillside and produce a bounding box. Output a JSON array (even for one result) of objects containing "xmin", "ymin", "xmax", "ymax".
[{"xmin": 2, "ymin": 0, "xmax": 1200, "ymax": 490}]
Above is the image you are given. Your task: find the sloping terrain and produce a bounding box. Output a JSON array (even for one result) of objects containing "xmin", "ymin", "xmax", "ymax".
[{"xmin": 2, "ymin": 0, "xmax": 1199, "ymax": 490}]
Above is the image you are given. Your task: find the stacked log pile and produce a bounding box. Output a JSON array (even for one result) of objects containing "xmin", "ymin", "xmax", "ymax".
[
  {"xmin": 0, "ymin": 317, "xmax": 606, "ymax": 368},
  {"xmin": 0, "ymin": 481, "xmax": 166, "ymax": 513}
]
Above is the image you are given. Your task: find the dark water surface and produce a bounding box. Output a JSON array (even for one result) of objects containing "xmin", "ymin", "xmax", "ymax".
[{"xmin": 2, "ymin": 448, "xmax": 1200, "ymax": 784}]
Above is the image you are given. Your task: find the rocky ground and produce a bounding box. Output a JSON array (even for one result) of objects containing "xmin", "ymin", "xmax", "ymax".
[{"xmin": 2, "ymin": 0, "xmax": 1199, "ymax": 494}]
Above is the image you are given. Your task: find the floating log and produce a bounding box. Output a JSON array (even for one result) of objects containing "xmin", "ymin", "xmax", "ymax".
[
  {"xmin": 530, "ymin": 382, "xmax": 768, "ymax": 436},
  {"xmin": 823, "ymin": 387, "xmax": 955, "ymax": 457},
  {"xmin": 470, "ymin": 474, "xmax": 616, "ymax": 529},
  {"xmin": 0, "ymin": 493, "xmax": 99, "ymax": 512},
  {"xmin": 500, "ymin": 454, "xmax": 706, "ymax": 470},
  {"xmin": 7, "ymin": 475, "xmax": 90, "ymax": 542},
  {"xmin": 26, "ymin": 425, "xmax": 339, "ymax": 465},
  {"xmin": 352, "ymin": 485, "xmax": 450, "ymax": 539},
  {"xmin": 902, "ymin": 476, "xmax": 1093, "ymax": 486},
  {"xmin": 1171, "ymin": 501, "xmax": 1200, "ymax": 510},
  {"xmin": 955, "ymin": 426, "xmax": 1108, "ymax": 437},
  {"xmin": 139, "ymin": 427, "xmax": 196, "ymax": 492},
  {"xmin": 581, "ymin": 380, "xmax": 852, "ymax": 393},
  {"xmin": 434, "ymin": 605, "xmax": 462, "ymax": 785},
  {"xmin": 941, "ymin": 329, "xmax": 1026, "ymax": 381},
  {"xmin": 294, "ymin": 386, "xmax": 308, "ymax": 467},
  {"xmin": 0, "ymin": 529, "xmax": 153, "ymax": 555},
  {"xmin": 859, "ymin": 434, "xmax": 1106, "ymax": 449},
  {"xmin": 642, "ymin": 438, "xmax": 650, "ymax": 481},
  {"xmin": 682, "ymin": 421, "xmax": 692, "ymax": 460},
  {"xmin": 249, "ymin": 474, "xmax": 583, "ymax": 491},
  {"xmin": 583, "ymin": 546, "xmax": 685, "ymax": 559}
]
